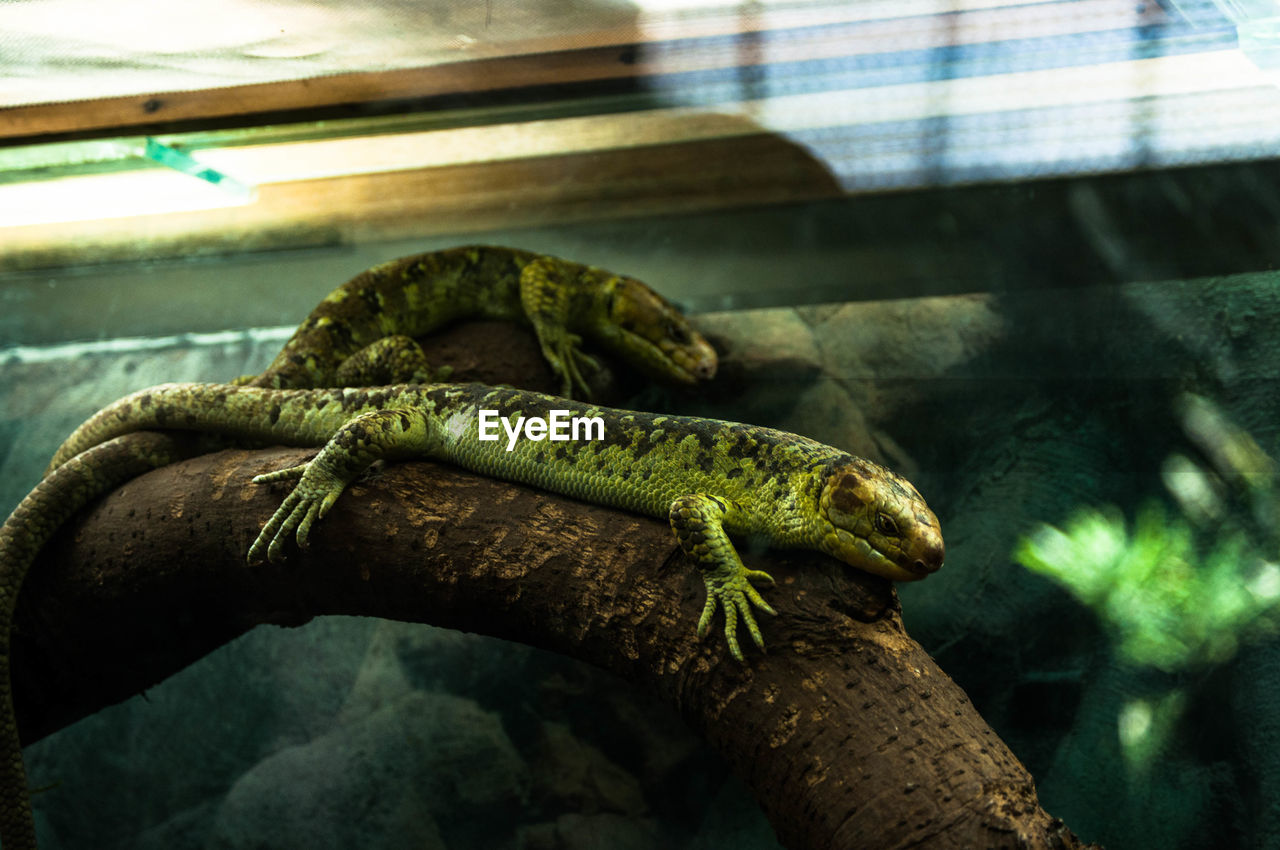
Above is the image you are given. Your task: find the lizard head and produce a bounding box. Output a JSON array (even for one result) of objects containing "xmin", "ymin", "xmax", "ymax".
[
  {"xmin": 816, "ymin": 459, "xmax": 944, "ymax": 582},
  {"xmin": 589, "ymin": 276, "xmax": 718, "ymax": 386}
]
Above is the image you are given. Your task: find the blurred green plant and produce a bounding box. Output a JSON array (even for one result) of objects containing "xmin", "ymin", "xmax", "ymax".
[
  {"xmin": 1016, "ymin": 393, "xmax": 1280, "ymax": 673},
  {"xmin": 1013, "ymin": 393, "xmax": 1280, "ymax": 769},
  {"xmin": 1016, "ymin": 501, "xmax": 1280, "ymax": 672}
]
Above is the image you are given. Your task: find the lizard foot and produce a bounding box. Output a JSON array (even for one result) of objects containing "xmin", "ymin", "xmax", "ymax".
[
  {"xmin": 696, "ymin": 567, "xmax": 777, "ymax": 662},
  {"xmin": 248, "ymin": 462, "xmax": 346, "ymax": 563},
  {"xmin": 543, "ymin": 332, "xmax": 600, "ymax": 398}
]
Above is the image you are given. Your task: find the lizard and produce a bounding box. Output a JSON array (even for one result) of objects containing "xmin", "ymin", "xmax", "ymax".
[
  {"xmin": 0, "ymin": 245, "xmax": 716, "ymax": 848},
  {"xmin": 49, "ymin": 382, "xmax": 946, "ymax": 659},
  {"xmin": 242, "ymin": 244, "xmax": 718, "ymax": 395}
]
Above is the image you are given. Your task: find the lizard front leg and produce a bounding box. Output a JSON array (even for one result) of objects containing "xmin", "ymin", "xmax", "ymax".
[
  {"xmin": 248, "ymin": 408, "xmax": 434, "ymax": 562},
  {"xmin": 519, "ymin": 257, "xmax": 600, "ymax": 398},
  {"xmin": 669, "ymin": 494, "xmax": 777, "ymax": 662}
]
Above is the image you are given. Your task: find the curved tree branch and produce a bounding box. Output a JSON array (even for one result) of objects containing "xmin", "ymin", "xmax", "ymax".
[{"xmin": 11, "ymin": 322, "xmax": 1096, "ymax": 849}]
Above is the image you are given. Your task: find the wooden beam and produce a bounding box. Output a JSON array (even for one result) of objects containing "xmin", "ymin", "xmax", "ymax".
[{"xmin": 0, "ymin": 130, "xmax": 845, "ymax": 272}]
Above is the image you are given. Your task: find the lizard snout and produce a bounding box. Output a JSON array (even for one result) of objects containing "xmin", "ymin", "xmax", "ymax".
[{"xmin": 907, "ymin": 539, "xmax": 944, "ymax": 576}]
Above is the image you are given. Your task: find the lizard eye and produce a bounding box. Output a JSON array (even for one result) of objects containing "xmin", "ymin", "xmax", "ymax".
[
  {"xmin": 874, "ymin": 513, "xmax": 899, "ymax": 537},
  {"xmin": 664, "ymin": 320, "xmax": 691, "ymax": 344}
]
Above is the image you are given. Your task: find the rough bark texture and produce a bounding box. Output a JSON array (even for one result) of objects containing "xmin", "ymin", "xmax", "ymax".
[{"xmin": 10, "ymin": 322, "xmax": 1096, "ymax": 850}]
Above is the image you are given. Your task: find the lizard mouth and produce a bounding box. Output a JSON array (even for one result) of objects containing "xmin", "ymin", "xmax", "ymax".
[
  {"xmin": 623, "ymin": 332, "xmax": 718, "ymax": 386},
  {"xmin": 667, "ymin": 337, "xmax": 718, "ymax": 384},
  {"xmin": 899, "ymin": 538, "xmax": 945, "ymax": 578},
  {"xmin": 827, "ymin": 528, "xmax": 930, "ymax": 583},
  {"xmin": 902, "ymin": 558, "xmax": 935, "ymax": 578},
  {"xmin": 666, "ymin": 354, "xmax": 717, "ymax": 384}
]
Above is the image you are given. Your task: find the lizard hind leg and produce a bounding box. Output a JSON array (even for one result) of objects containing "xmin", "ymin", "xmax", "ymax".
[
  {"xmin": 668, "ymin": 494, "xmax": 777, "ymax": 662},
  {"xmin": 248, "ymin": 460, "xmax": 346, "ymax": 563},
  {"xmin": 246, "ymin": 407, "xmax": 435, "ymax": 563},
  {"xmin": 333, "ymin": 335, "xmax": 449, "ymax": 387}
]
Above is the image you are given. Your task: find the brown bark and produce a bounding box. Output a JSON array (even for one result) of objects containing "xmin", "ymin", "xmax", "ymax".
[{"xmin": 11, "ymin": 323, "xmax": 1096, "ymax": 850}]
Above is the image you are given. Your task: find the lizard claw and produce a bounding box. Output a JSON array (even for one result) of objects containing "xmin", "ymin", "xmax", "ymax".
[
  {"xmin": 248, "ymin": 461, "xmax": 348, "ymax": 563},
  {"xmin": 252, "ymin": 464, "xmax": 308, "ymax": 485},
  {"xmin": 543, "ymin": 332, "xmax": 599, "ymax": 398},
  {"xmin": 697, "ymin": 568, "xmax": 777, "ymax": 662}
]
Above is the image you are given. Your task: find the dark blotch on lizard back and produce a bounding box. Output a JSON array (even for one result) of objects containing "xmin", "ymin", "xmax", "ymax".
[
  {"xmin": 268, "ymin": 404, "xmax": 282, "ymax": 425},
  {"xmin": 353, "ymin": 389, "xmax": 390, "ymax": 411},
  {"xmin": 692, "ymin": 426, "xmax": 716, "ymax": 454},
  {"xmin": 325, "ymin": 319, "xmax": 357, "ymax": 352},
  {"xmin": 358, "ymin": 287, "xmax": 382, "ymax": 317},
  {"xmin": 594, "ymin": 420, "xmax": 648, "ymax": 455},
  {"xmin": 719, "ymin": 422, "xmax": 776, "ymax": 463}
]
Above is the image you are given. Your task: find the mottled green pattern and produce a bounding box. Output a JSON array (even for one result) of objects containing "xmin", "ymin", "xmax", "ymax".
[
  {"xmin": 253, "ymin": 245, "xmax": 718, "ymax": 396},
  {"xmin": 51, "ymin": 382, "xmax": 946, "ymax": 657}
]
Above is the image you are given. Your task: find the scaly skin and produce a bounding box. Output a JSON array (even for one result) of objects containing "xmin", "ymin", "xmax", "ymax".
[
  {"xmin": 52, "ymin": 382, "xmax": 946, "ymax": 658},
  {"xmin": 3, "ymin": 246, "xmax": 714, "ymax": 848},
  {"xmin": 249, "ymin": 245, "xmax": 717, "ymax": 396}
]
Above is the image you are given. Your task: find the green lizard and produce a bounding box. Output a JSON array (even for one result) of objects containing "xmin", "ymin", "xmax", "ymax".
[
  {"xmin": 0, "ymin": 245, "xmax": 715, "ymax": 848},
  {"xmin": 245, "ymin": 244, "xmax": 717, "ymax": 395},
  {"xmin": 51, "ymin": 382, "xmax": 945, "ymax": 657}
]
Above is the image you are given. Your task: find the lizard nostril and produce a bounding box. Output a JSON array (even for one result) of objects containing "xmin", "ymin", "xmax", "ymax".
[{"xmin": 912, "ymin": 546, "xmax": 944, "ymax": 575}]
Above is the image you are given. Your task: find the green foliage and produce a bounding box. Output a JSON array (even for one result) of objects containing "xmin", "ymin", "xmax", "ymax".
[
  {"xmin": 1017, "ymin": 394, "xmax": 1280, "ymax": 678},
  {"xmin": 1016, "ymin": 502, "xmax": 1280, "ymax": 673},
  {"xmin": 1014, "ymin": 395, "xmax": 1280, "ymax": 770}
]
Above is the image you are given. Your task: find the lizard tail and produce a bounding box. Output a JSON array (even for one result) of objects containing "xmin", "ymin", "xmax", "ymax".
[
  {"xmin": 45, "ymin": 383, "xmax": 225, "ymax": 476},
  {"xmin": 44, "ymin": 383, "xmax": 331, "ymax": 477},
  {"xmin": 0, "ymin": 433, "xmax": 203, "ymax": 849}
]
